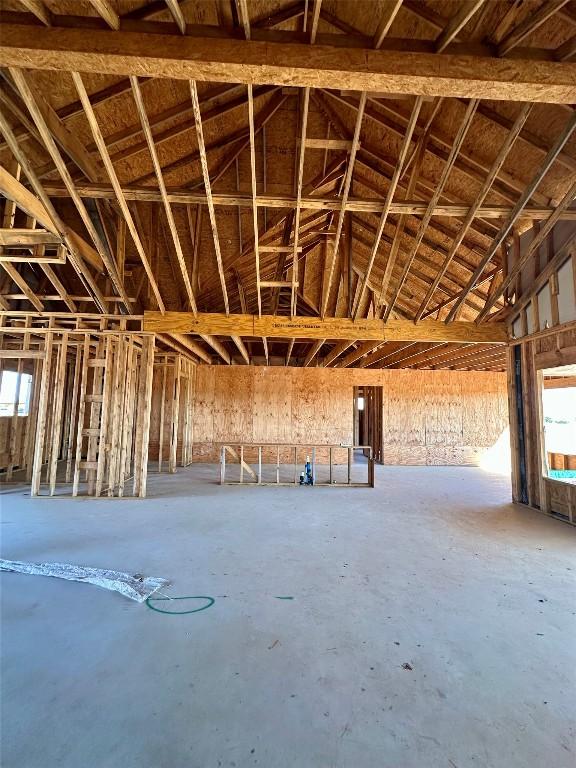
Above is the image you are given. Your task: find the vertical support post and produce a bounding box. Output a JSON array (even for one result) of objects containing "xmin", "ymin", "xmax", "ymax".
[
  {"xmin": 276, "ymin": 445, "xmax": 280, "ymax": 484},
  {"xmin": 329, "ymin": 447, "xmax": 333, "ymax": 485},
  {"xmin": 347, "ymin": 446, "xmax": 352, "ymax": 485},
  {"xmin": 240, "ymin": 444, "xmax": 244, "ymax": 484},
  {"xmin": 258, "ymin": 446, "xmax": 262, "ymax": 485},
  {"xmin": 294, "ymin": 446, "xmax": 298, "ymax": 485},
  {"xmin": 535, "ymin": 368, "xmax": 551, "ymax": 514},
  {"xmin": 117, "ymin": 337, "xmax": 134, "ymax": 496},
  {"xmin": 49, "ymin": 331, "xmax": 68, "ymax": 496},
  {"xmin": 31, "ymin": 331, "xmax": 54, "ymax": 496},
  {"xmin": 133, "ymin": 335, "xmax": 155, "ymax": 498},
  {"xmin": 95, "ymin": 335, "xmax": 113, "ymax": 497},
  {"xmin": 65, "ymin": 340, "xmax": 81, "ymax": 483},
  {"xmin": 158, "ymin": 360, "xmax": 167, "ymax": 472},
  {"xmin": 220, "ymin": 445, "xmax": 226, "ymax": 484},
  {"xmin": 170, "ymin": 355, "xmax": 181, "ymax": 473}
]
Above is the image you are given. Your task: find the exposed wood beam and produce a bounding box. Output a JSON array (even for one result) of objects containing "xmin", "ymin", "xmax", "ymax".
[
  {"xmin": 329, "ymin": 89, "xmax": 549, "ymax": 208},
  {"xmin": 87, "ymin": 0, "xmax": 120, "ymax": 30},
  {"xmin": 39, "ymin": 263, "xmax": 77, "ymax": 312},
  {"xmin": 353, "ymin": 95, "xmax": 423, "ymax": 318},
  {"xmin": 130, "ymin": 75, "xmax": 196, "ymax": 313},
  {"xmin": 1, "ymin": 71, "xmax": 103, "ymax": 183},
  {"xmin": 436, "ymin": 0, "xmax": 486, "ymax": 53},
  {"xmin": 385, "ymin": 98, "xmax": 479, "ymax": 320},
  {"xmin": 165, "ymin": 0, "xmax": 186, "ymax": 34},
  {"xmin": 0, "ymin": 169, "xmax": 57, "ymax": 235},
  {"xmin": 231, "ymin": 335, "xmax": 250, "ymax": 364},
  {"xmin": 0, "ymin": 129, "xmax": 105, "ymax": 292},
  {"xmin": 322, "ymin": 339, "xmax": 354, "ymax": 366},
  {"xmin": 337, "ymin": 340, "xmax": 383, "ymax": 368},
  {"xmin": 498, "ymin": 0, "xmax": 570, "ymax": 56},
  {"xmin": 376, "ymin": 130, "xmax": 427, "ymax": 313},
  {"xmin": 42, "ymin": 182, "xmax": 575, "ymax": 221},
  {"xmin": 285, "ymin": 338, "xmax": 295, "ymax": 365},
  {"xmin": 18, "ymin": 0, "xmax": 51, "ymax": 26},
  {"xmin": 555, "ymin": 33, "xmax": 576, "ymax": 62},
  {"xmin": 358, "ymin": 340, "xmax": 413, "ymax": 368},
  {"xmin": 309, "ymin": 0, "xmax": 322, "ymax": 44},
  {"xmin": 321, "ymin": 91, "xmax": 366, "ymax": 318},
  {"xmin": 72, "ymin": 71, "xmax": 165, "ymax": 313},
  {"xmin": 199, "ymin": 334, "xmax": 231, "ymax": 364},
  {"xmin": 2, "ymin": 25, "xmax": 576, "ymax": 102},
  {"xmin": 446, "ymin": 110, "xmax": 576, "ymax": 321},
  {"xmin": 479, "ymin": 179, "xmax": 576, "ymax": 321},
  {"xmin": 292, "ymin": 87, "xmax": 310, "ymax": 317},
  {"xmin": 416, "ymin": 102, "xmax": 532, "ymax": 321},
  {"xmin": 2, "ymin": 75, "xmax": 120, "ymax": 309},
  {"xmin": 189, "ymin": 79, "xmax": 229, "ymax": 313},
  {"xmin": 169, "ymin": 333, "xmax": 212, "ymax": 364},
  {"xmin": 373, "ymin": 0, "xmax": 403, "ymax": 49},
  {"xmin": 143, "ymin": 311, "xmax": 508, "ymax": 343},
  {"xmin": 303, "ymin": 338, "xmax": 325, "ymax": 367},
  {"xmin": 247, "ymin": 83, "xmax": 262, "ymax": 316},
  {"xmin": 1, "ymin": 263, "xmax": 43, "ymax": 311}
]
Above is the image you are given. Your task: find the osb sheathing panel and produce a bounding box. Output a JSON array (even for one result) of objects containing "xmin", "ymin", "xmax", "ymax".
[{"xmin": 186, "ymin": 366, "xmax": 507, "ymax": 465}]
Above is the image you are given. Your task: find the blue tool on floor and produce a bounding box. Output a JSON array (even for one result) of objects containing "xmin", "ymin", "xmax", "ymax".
[{"xmin": 299, "ymin": 455, "xmax": 314, "ymax": 486}]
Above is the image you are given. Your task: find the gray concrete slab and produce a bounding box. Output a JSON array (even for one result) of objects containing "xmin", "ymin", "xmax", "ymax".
[{"xmin": 1, "ymin": 465, "xmax": 574, "ymax": 768}]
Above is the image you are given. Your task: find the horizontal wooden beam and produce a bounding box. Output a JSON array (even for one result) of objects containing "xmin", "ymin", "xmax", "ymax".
[
  {"xmin": 1, "ymin": 24, "xmax": 575, "ymax": 102},
  {"xmin": 304, "ymin": 138, "xmax": 353, "ymax": 150},
  {"xmin": 0, "ymin": 349, "xmax": 45, "ymax": 359},
  {"xmin": 41, "ymin": 183, "xmax": 576, "ymax": 221},
  {"xmin": 143, "ymin": 311, "xmax": 509, "ymax": 343},
  {"xmin": 0, "ymin": 228, "xmax": 61, "ymax": 247}
]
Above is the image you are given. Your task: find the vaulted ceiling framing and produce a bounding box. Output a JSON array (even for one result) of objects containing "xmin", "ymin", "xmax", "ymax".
[{"xmin": 0, "ymin": 0, "xmax": 575, "ymax": 372}]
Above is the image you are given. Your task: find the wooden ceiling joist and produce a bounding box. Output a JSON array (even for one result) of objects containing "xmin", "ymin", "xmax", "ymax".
[
  {"xmin": 446, "ymin": 109, "xmax": 576, "ymax": 322},
  {"xmin": 384, "ymin": 98, "xmax": 479, "ymax": 321},
  {"xmin": 321, "ymin": 91, "xmax": 366, "ymax": 318},
  {"xmin": 87, "ymin": 0, "xmax": 120, "ymax": 30},
  {"xmin": 352, "ymin": 95, "xmax": 423, "ymax": 319},
  {"xmin": 415, "ymin": 102, "xmax": 533, "ymax": 321},
  {"xmin": 2, "ymin": 24, "xmax": 576, "ymax": 102},
  {"xmin": 189, "ymin": 78, "xmax": 230, "ymax": 314},
  {"xmin": 17, "ymin": 0, "xmax": 51, "ymax": 26},
  {"xmin": 40, "ymin": 181, "xmax": 576, "ymax": 223},
  {"xmin": 0, "ymin": 94, "xmax": 110, "ymax": 311},
  {"xmin": 130, "ymin": 75, "xmax": 197, "ymax": 314},
  {"xmin": 9, "ymin": 67, "xmax": 129, "ymax": 307},
  {"xmin": 435, "ymin": 0, "xmax": 486, "ymax": 52},
  {"xmin": 72, "ymin": 71, "xmax": 165, "ymax": 313},
  {"xmin": 498, "ymin": 0, "xmax": 571, "ymax": 56}
]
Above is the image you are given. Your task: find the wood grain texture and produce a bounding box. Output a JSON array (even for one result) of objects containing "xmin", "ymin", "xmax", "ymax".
[
  {"xmin": 165, "ymin": 366, "xmax": 508, "ymax": 466},
  {"xmin": 143, "ymin": 311, "xmax": 509, "ymax": 343},
  {"xmin": 1, "ymin": 24, "xmax": 575, "ymax": 103}
]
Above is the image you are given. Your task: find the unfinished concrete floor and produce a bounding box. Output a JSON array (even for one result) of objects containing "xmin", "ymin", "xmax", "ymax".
[{"xmin": 1, "ymin": 465, "xmax": 574, "ymax": 768}]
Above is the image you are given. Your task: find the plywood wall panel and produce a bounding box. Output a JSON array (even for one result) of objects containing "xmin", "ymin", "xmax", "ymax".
[
  {"xmin": 212, "ymin": 368, "xmax": 253, "ymax": 442},
  {"xmin": 425, "ymin": 370, "xmax": 464, "ymax": 447},
  {"xmin": 382, "ymin": 369, "xmax": 427, "ymax": 447},
  {"xmin": 193, "ymin": 366, "xmax": 215, "ymax": 443},
  {"xmin": 151, "ymin": 366, "xmax": 508, "ymax": 466}
]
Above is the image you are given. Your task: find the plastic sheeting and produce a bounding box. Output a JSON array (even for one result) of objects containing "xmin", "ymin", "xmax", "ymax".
[{"xmin": 0, "ymin": 559, "xmax": 169, "ymax": 602}]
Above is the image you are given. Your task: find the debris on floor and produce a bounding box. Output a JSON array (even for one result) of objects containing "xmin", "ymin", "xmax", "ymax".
[
  {"xmin": 145, "ymin": 595, "xmax": 214, "ymax": 614},
  {"xmin": 0, "ymin": 559, "xmax": 169, "ymax": 603}
]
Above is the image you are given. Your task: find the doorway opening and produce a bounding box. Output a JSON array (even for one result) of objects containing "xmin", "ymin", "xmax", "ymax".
[{"xmin": 353, "ymin": 386, "xmax": 383, "ymax": 464}]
